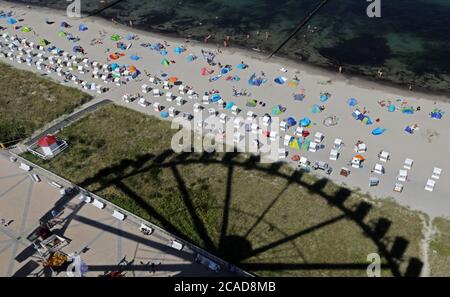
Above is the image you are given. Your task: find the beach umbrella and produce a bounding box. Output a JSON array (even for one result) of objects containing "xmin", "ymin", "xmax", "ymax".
[
  {"xmin": 129, "ymin": 65, "xmax": 137, "ymax": 73},
  {"xmin": 320, "ymin": 93, "xmax": 329, "ymax": 102},
  {"xmin": 299, "ymin": 117, "xmax": 311, "ymax": 127},
  {"xmin": 160, "ymin": 111, "xmax": 169, "ymax": 118},
  {"xmin": 354, "ymin": 154, "xmax": 365, "ymax": 161},
  {"xmin": 293, "ymin": 93, "xmax": 305, "ymax": 101},
  {"xmin": 347, "ymin": 98, "xmax": 357, "ymax": 107},
  {"xmin": 7, "ymin": 18, "xmax": 17, "ymax": 25},
  {"xmin": 21, "ymin": 26, "xmax": 31, "ymax": 33},
  {"xmin": 79, "ymin": 24, "xmax": 88, "ymax": 31},
  {"xmin": 311, "ymin": 104, "xmax": 321, "ymax": 114},
  {"xmin": 221, "ymin": 67, "xmax": 230, "ymax": 75},
  {"xmin": 130, "ymin": 54, "xmax": 141, "ymax": 61},
  {"xmin": 286, "ymin": 117, "xmax": 297, "ymax": 127},
  {"xmin": 161, "ymin": 58, "xmax": 170, "ymax": 66},
  {"xmin": 371, "ymin": 127, "xmax": 386, "ymax": 135},
  {"xmin": 174, "ymin": 46, "xmax": 184, "ymax": 54},
  {"xmin": 168, "ymin": 76, "xmax": 178, "ymax": 83},
  {"xmin": 225, "ymin": 102, "xmax": 235, "ymax": 110},
  {"xmin": 246, "ymin": 99, "xmax": 257, "ymax": 107},
  {"xmin": 289, "ymin": 138, "xmax": 302, "ymax": 151},
  {"xmin": 111, "ymin": 34, "xmax": 121, "ymax": 41},
  {"xmin": 274, "ymin": 76, "xmax": 287, "ymax": 85}
]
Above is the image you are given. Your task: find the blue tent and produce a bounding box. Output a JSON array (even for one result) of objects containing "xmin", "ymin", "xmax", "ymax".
[
  {"xmin": 160, "ymin": 111, "xmax": 169, "ymax": 118},
  {"xmin": 299, "ymin": 117, "xmax": 311, "ymax": 127},
  {"xmin": 248, "ymin": 73, "xmax": 265, "ymax": 86},
  {"xmin": 388, "ymin": 104, "xmax": 396, "ymax": 112},
  {"xmin": 286, "ymin": 117, "xmax": 297, "ymax": 127},
  {"xmin": 237, "ymin": 63, "xmax": 247, "ymax": 70},
  {"xmin": 111, "ymin": 63, "xmax": 120, "ymax": 71},
  {"xmin": 211, "ymin": 94, "xmax": 221, "ymax": 102},
  {"xmin": 293, "ymin": 93, "xmax": 305, "ymax": 101},
  {"xmin": 72, "ymin": 45, "xmax": 83, "ymax": 53},
  {"xmin": 347, "ymin": 98, "xmax": 357, "ymax": 107},
  {"xmin": 431, "ymin": 111, "xmax": 443, "ymax": 119},
  {"xmin": 60, "ymin": 21, "xmax": 70, "ymax": 28},
  {"xmin": 311, "ymin": 104, "xmax": 321, "ymax": 114},
  {"xmin": 79, "ymin": 24, "xmax": 88, "ymax": 31},
  {"xmin": 6, "ymin": 18, "xmax": 17, "ymax": 25},
  {"xmin": 187, "ymin": 54, "xmax": 196, "ymax": 62},
  {"xmin": 160, "ymin": 49, "xmax": 168, "ymax": 56},
  {"xmin": 404, "ymin": 126, "xmax": 414, "ymax": 134},
  {"xmin": 320, "ymin": 93, "xmax": 329, "ymax": 102},
  {"xmin": 225, "ymin": 102, "xmax": 235, "ymax": 110},
  {"xmin": 130, "ymin": 55, "xmax": 141, "ymax": 61},
  {"xmin": 372, "ymin": 127, "xmax": 386, "ymax": 135},
  {"xmin": 274, "ymin": 76, "xmax": 287, "ymax": 85},
  {"xmin": 174, "ymin": 46, "xmax": 184, "ymax": 54},
  {"xmin": 221, "ymin": 67, "xmax": 230, "ymax": 75},
  {"xmin": 232, "ymin": 75, "xmax": 240, "ymax": 81}
]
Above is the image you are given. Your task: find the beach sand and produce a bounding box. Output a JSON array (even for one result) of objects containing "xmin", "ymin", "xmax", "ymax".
[{"xmin": 1, "ymin": 1, "xmax": 449, "ymax": 218}]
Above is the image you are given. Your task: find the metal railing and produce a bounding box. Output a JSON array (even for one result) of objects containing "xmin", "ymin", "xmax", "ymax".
[{"xmin": 8, "ymin": 152, "xmax": 253, "ymax": 277}]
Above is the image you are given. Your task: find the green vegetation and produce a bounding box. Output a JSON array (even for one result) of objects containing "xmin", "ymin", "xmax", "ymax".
[
  {"xmin": 429, "ymin": 217, "xmax": 450, "ymax": 276},
  {"xmin": 0, "ymin": 62, "xmax": 92, "ymax": 145},
  {"xmin": 24, "ymin": 104, "xmax": 427, "ymax": 276}
]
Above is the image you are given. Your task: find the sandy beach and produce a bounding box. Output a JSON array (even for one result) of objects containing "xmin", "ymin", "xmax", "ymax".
[{"xmin": 1, "ymin": 1, "xmax": 449, "ymax": 219}]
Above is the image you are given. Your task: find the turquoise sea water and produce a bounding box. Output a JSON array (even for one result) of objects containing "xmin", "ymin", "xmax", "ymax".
[{"xmin": 7, "ymin": 0, "xmax": 450, "ymax": 93}]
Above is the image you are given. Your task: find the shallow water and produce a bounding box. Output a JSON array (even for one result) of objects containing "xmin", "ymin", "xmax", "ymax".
[{"xmin": 6, "ymin": 0, "xmax": 450, "ymax": 94}]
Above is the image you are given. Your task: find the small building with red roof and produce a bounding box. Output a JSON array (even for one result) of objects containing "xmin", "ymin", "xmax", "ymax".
[{"xmin": 28, "ymin": 134, "xmax": 68, "ymax": 159}]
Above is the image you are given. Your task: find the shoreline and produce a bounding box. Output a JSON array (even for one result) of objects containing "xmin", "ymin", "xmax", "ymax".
[{"xmin": 4, "ymin": 0, "xmax": 449, "ymax": 103}]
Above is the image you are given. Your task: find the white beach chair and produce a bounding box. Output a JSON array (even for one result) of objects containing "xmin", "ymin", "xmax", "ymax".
[
  {"xmin": 219, "ymin": 113, "xmax": 227, "ymax": 124},
  {"xmin": 403, "ymin": 158, "xmax": 414, "ymax": 170},
  {"xmin": 373, "ymin": 163, "xmax": 385, "ymax": 175},
  {"xmin": 379, "ymin": 151, "xmax": 390, "ymax": 162},
  {"xmin": 329, "ymin": 149, "xmax": 339, "ymax": 161},
  {"xmin": 231, "ymin": 105, "xmax": 240, "ymax": 116},
  {"xmin": 308, "ymin": 141, "xmax": 318, "ymax": 153},
  {"xmin": 333, "ymin": 138, "xmax": 343, "ymax": 150},
  {"xmin": 295, "ymin": 127, "xmax": 304, "ymax": 137},
  {"xmin": 431, "ymin": 167, "xmax": 442, "ymax": 180},
  {"xmin": 283, "ymin": 135, "xmax": 292, "ymax": 147},
  {"xmin": 425, "ymin": 179, "xmax": 436, "ymax": 192},
  {"xmin": 299, "ymin": 157, "xmax": 308, "ymax": 168},
  {"xmin": 269, "ymin": 131, "xmax": 278, "ymax": 141},
  {"xmin": 168, "ymin": 106, "xmax": 177, "ymax": 117},
  {"xmin": 262, "ymin": 115, "xmax": 271, "ymax": 127},
  {"xmin": 393, "ymin": 183, "xmax": 404, "ymax": 193},
  {"xmin": 233, "ymin": 117, "xmax": 243, "ymax": 129},
  {"xmin": 278, "ymin": 148, "xmax": 287, "ymax": 160},
  {"xmin": 193, "ymin": 103, "xmax": 204, "ymax": 113},
  {"xmin": 280, "ymin": 120, "xmax": 288, "ymax": 131},
  {"xmin": 314, "ymin": 132, "xmax": 324, "ymax": 143},
  {"xmin": 397, "ymin": 169, "xmax": 408, "ymax": 182},
  {"xmin": 153, "ymin": 89, "xmax": 161, "ymax": 97},
  {"xmin": 246, "ymin": 111, "xmax": 256, "ymax": 122},
  {"xmin": 138, "ymin": 98, "xmax": 149, "ymax": 107}
]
